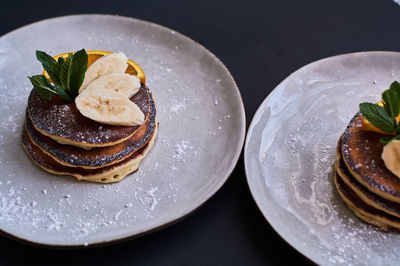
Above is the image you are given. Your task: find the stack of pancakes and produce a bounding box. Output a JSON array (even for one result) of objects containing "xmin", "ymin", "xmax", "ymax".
[
  {"xmin": 21, "ymin": 57, "xmax": 157, "ymax": 184},
  {"xmin": 335, "ymin": 112, "xmax": 400, "ymax": 230}
]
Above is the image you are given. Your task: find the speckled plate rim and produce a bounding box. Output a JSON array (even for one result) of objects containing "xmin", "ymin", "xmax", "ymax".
[
  {"xmin": 244, "ymin": 51, "xmax": 398, "ymax": 264},
  {"xmin": 0, "ymin": 14, "xmax": 246, "ymax": 248}
]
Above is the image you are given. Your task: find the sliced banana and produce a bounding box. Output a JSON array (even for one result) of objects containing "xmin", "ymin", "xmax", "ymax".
[
  {"xmin": 75, "ymin": 87, "xmax": 145, "ymax": 126},
  {"xmin": 79, "ymin": 52, "xmax": 128, "ymax": 93},
  {"xmin": 382, "ymin": 140, "xmax": 400, "ymax": 179},
  {"xmin": 85, "ymin": 73, "xmax": 140, "ymax": 98}
]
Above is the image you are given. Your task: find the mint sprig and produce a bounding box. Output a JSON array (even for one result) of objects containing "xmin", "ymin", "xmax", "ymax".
[
  {"xmin": 359, "ymin": 103, "xmax": 395, "ymax": 133},
  {"xmin": 359, "ymin": 81, "xmax": 400, "ymax": 144},
  {"xmin": 68, "ymin": 49, "xmax": 88, "ymax": 98},
  {"xmin": 28, "ymin": 75, "xmax": 58, "ymax": 100},
  {"xmin": 28, "ymin": 49, "xmax": 88, "ymax": 103},
  {"xmin": 382, "ymin": 81, "xmax": 400, "ymax": 119}
]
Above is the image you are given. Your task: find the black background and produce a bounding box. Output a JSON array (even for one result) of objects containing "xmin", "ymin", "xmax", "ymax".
[{"xmin": 1, "ymin": 0, "xmax": 399, "ymax": 265}]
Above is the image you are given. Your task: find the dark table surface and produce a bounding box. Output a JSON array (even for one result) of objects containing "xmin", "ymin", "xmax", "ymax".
[{"xmin": 1, "ymin": 0, "xmax": 399, "ymax": 265}]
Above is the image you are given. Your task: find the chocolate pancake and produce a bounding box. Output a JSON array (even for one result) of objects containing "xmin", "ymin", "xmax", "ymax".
[
  {"xmin": 21, "ymin": 121, "xmax": 158, "ymax": 183},
  {"xmin": 341, "ymin": 112, "xmax": 400, "ymax": 203},
  {"xmin": 336, "ymin": 138, "xmax": 400, "ymax": 218},
  {"xmin": 334, "ymin": 171, "xmax": 400, "ymax": 231},
  {"xmin": 27, "ymin": 84, "xmax": 151, "ymax": 149},
  {"xmin": 25, "ymin": 95, "xmax": 156, "ymax": 169}
]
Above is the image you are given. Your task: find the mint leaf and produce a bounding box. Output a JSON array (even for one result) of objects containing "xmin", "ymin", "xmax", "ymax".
[
  {"xmin": 36, "ymin": 51, "xmax": 60, "ymax": 85},
  {"xmin": 57, "ymin": 56, "xmax": 65, "ymax": 65},
  {"xmin": 28, "ymin": 75, "xmax": 57, "ymax": 100},
  {"xmin": 382, "ymin": 81, "xmax": 400, "ymax": 119},
  {"xmin": 52, "ymin": 85, "xmax": 72, "ymax": 103},
  {"xmin": 29, "ymin": 49, "xmax": 88, "ymax": 103},
  {"xmin": 28, "ymin": 75, "xmax": 72, "ymax": 102},
  {"xmin": 59, "ymin": 53, "xmax": 73, "ymax": 91},
  {"xmin": 359, "ymin": 102, "xmax": 395, "ymax": 133},
  {"xmin": 380, "ymin": 134, "xmax": 400, "ymax": 144},
  {"xmin": 68, "ymin": 49, "xmax": 88, "ymax": 98}
]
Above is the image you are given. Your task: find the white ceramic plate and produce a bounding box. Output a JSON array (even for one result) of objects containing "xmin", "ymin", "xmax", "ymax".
[
  {"xmin": 0, "ymin": 15, "xmax": 245, "ymax": 246},
  {"xmin": 245, "ymin": 52, "xmax": 400, "ymax": 265}
]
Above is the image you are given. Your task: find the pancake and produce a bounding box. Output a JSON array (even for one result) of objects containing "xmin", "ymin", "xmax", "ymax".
[
  {"xmin": 334, "ymin": 171, "xmax": 400, "ymax": 231},
  {"xmin": 27, "ymin": 83, "xmax": 151, "ymax": 149},
  {"xmin": 21, "ymin": 121, "xmax": 158, "ymax": 183},
  {"xmin": 341, "ymin": 112, "xmax": 400, "ymax": 203},
  {"xmin": 25, "ymin": 95, "xmax": 156, "ymax": 169},
  {"xmin": 336, "ymin": 138, "xmax": 400, "ymax": 218}
]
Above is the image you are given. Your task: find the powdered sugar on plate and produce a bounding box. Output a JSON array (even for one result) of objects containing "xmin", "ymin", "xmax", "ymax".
[
  {"xmin": 245, "ymin": 52, "xmax": 400, "ymax": 265},
  {"xmin": 0, "ymin": 176, "xmax": 180, "ymax": 241},
  {"xmin": 0, "ymin": 15, "xmax": 244, "ymax": 247}
]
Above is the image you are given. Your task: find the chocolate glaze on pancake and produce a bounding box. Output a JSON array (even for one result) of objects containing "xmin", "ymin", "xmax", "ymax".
[
  {"xmin": 334, "ymin": 172, "xmax": 400, "ymax": 230},
  {"xmin": 25, "ymin": 95, "xmax": 156, "ymax": 168},
  {"xmin": 21, "ymin": 122, "xmax": 158, "ymax": 183},
  {"xmin": 28, "ymin": 84, "xmax": 150, "ymax": 148},
  {"xmin": 336, "ymin": 138, "xmax": 400, "ymax": 218},
  {"xmin": 341, "ymin": 112, "xmax": 400, "ymax": 203}
]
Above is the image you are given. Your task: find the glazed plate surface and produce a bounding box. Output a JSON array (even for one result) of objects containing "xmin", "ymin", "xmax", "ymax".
[
  {"xmin": 245, "ymin": 52, "xmax": 400, "ymax": 265},
  {"xmin": 0, "ymin": 15, "xmax": 245, "ymax": 246}
]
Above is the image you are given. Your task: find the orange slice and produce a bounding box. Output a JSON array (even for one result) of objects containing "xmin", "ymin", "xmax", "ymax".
[
  {"xmin": 361, "ymin": 101, "xmax": 398, "ymax": 135},
  {"xmin": 43, "ymin": 50, "xmax": 145, "ymax": 84}
]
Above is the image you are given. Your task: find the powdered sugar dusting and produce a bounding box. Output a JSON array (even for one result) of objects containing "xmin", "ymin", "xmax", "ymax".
[
  {"xmin": 170, "ymin": 101, "xmax": 186, "ymax": 113},
  {"xmin": 248, "ymin": 53, "xmax": 400, "ymax": 265},
  {"xmin": 27, "ymin": 86, "xmax": 149, "ymax": 145},
  {"xmin": 0, "ymin": 15, "xmax": 243, "ymax": 247},
  {"xmin": 0, "ymin": 178, "xmax": 180, "ymax": 243},
  {"xmin": 172, "ymin": 141, "xmax": 195, "ymax": 161},
  {"xmin": 170, "ymin": 98, "xmax": 190, "ymax": 114}
]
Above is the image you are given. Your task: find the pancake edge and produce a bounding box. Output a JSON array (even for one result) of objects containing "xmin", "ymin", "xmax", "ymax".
[
  {"xmin": 336, "ymin": 138, "xmax": 400, "ymax": 218},
  {"xmin": 336, "ymin": 157, "xmax": 400, "ymax": 219},
  {"xmin": 28, "ymin": 86, "xmax": 152, "ymax": 149},
  {"xmin": 340, "ymin": 113, "xmax": 400, "ymax": 203},
  {"xmin": 25, "ymin": 95, "xmax": 157, "ymax": 169},
  {"xmin": 334, "ymin": 172, "xmax": 400, "ymax": 231},
  {"xmin": 21, "ymin": 121, "xmax": 158, "ymax": 184}
]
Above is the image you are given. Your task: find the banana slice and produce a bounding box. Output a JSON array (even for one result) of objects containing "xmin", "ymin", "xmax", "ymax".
[
  {"xmin": 75, "ymin": 87, "xmax": 145, "ymax": 126},
  {"xmin": 79, "ymin": 52, "xmax": 128, "ymax": 93},
  {"xmin": 382, "ymin": 140, "xmax": 400, "ymax": 179},
  {"xmin": 85, "ymin": 73, "xmax": 140, "ymax": 98}
]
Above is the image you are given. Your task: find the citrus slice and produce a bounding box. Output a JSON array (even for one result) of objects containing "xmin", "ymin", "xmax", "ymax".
[
  {"xmin": 43, "ymin": 50, "xmax": 145, "ymax": 84},
  {"xmin": 361, "ymin": 101, "xmax": 398, "ymax": 135}
]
